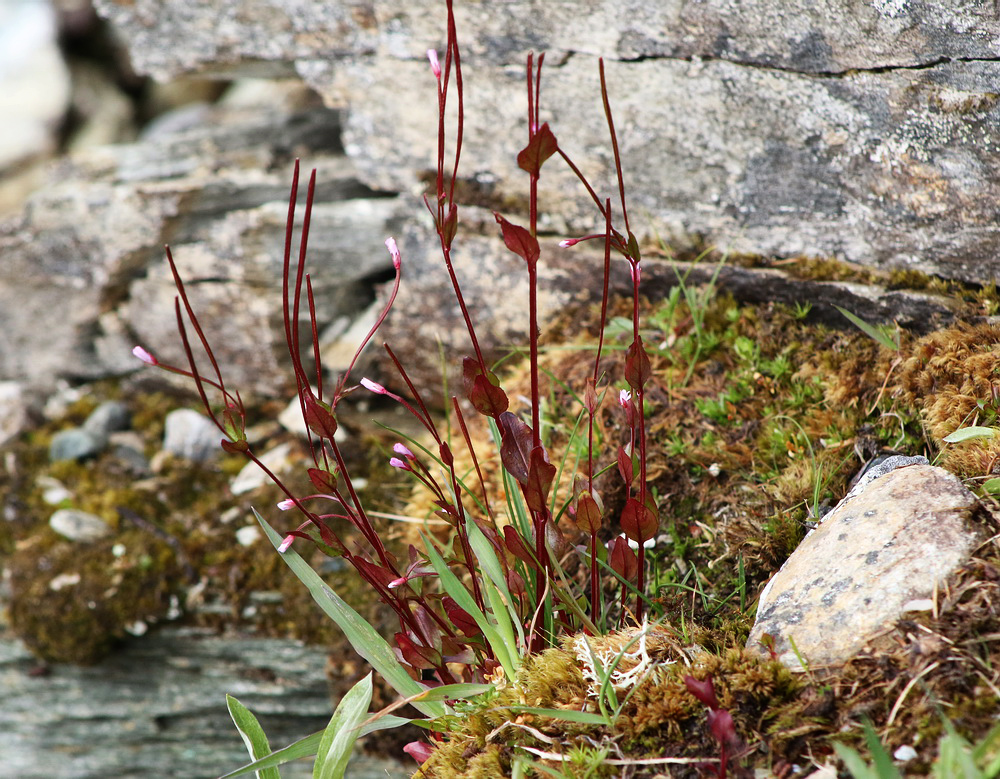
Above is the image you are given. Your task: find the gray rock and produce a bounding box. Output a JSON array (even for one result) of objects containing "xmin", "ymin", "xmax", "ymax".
[
  {"xmin": 0, "ymin": 381, "xmax": 32, "ymax": 448},
  {"xmin": 83, "ymin": 400, "xmax": 131, "ymax": 437},
  {"xmin": 230, "ymin": 442, "xmax": 293, "ymax": 495},
  {"xmin": 161, "ymin": 408, "xmax": 221, "ymax": 462},
  {"xmin": 48, "ymin": 428, "xmax": 106, "ymax": 463},
  {"xmin": 0, "ymin": 626, "xmax": 411, "ymax": 779},
  {"xmin": 49, "ymin": 509, "xmax": 113, "ymax": 543},
  {"xmin": 748, "ymin": 464, "xmax": 982, "ymax": 668},
  {"xmin": 0, "ymin": 0, "xmax": 70, "ymax": 169},
  {"xmin": 91, "ymin": 0, "xmax": 1000, "ymax": 285}
]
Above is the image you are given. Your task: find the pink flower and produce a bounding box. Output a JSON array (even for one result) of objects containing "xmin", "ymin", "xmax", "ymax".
[
  {"xmin": 427, "ymin": 49, "xmax": 441, "ymax": 78},
  {"xmin": 389, "ymin": 457, "xmax": 410, "ymax": 471},
  {"xmin": 619, "ymin": 389, "xmax": 631, "ymax": 408},
  {"xmin": 385, "ymin": 237, "xmax": 401, "ymax": 270},
  {"xmin": 278, "ymin": 534, "xmax": 295, "ymax": 553},
  {"xmin": 558, "ymin": 239, "xmax": 576, "ymax": 248},
  {"xmin": 277, "ymin": 499, "xmax": 295, "ymax": 511},
  {"xmin": 393, "ymin": 442, "xmax": 415, "ymax": 459},
  {"xmin": 132, "ymin": 346, "xmax": 157, "ymax": 365},
  {"xmin": 360, "ymin": 377, "xmax": 387, "ymax": 394}
]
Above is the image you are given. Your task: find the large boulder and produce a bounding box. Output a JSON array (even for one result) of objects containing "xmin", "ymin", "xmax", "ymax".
[{"xmin": 93, "ymin": 0, "xmax": 1000, "ymax": 283}]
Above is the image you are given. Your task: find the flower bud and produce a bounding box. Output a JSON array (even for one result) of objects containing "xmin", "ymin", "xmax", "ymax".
[
  {"xmin": 393, "ymin": 442, "xmax": 415, "ymax": 459},
  {"xmin": 385, "ymin": 237, "xmax": 401, "ymax": 270},
  {"xmin": 360, "ymin": 378, "xmax": 387, "ymax": 394},
  {"xmin": 427, "ymin": 49, "xmax": 441, "ymax": 78},
  {"xmin": 132, "ymin": 346, "xmax": 157, "ymax": 365}
]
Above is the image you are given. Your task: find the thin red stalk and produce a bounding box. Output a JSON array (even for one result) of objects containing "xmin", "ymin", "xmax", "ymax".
[
  {"xmin": 306, "ymin": 276, "xmax": 323, "ymax": 403},
  {"xmin": 172, "ymin": 300, "xmax": 228, "ymax": 437},
  {"xmin": 334, "ymin": 263, "xmax": 402, "ymax": 398},
  {"xmin": 382, "ymin": 345, "xmax": 441, "ymax": 441},
  {"xmin": 165, "ymin": 249, "xmax": 239, "ymax": 413},
  {"xmin": 451, "ymin": 397, "xmax": 493, "ymax": 521},
  {"xmin": 446, "ymin": 0, "xmax": 463, "ymax": 206},
  {"xmin": 599, "ymin": 59, "xmax": 630, "ymax": 237}
]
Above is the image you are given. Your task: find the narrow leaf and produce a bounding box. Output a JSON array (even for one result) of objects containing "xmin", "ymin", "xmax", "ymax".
[
  {"xmin": 226, "ymin": 695, "xmax": 281, "ymax": 779},
  {"xmin": 943, "ymin": 425, "xmax": 996, "ymax": 443},
  {"xmin": 254, "ymin": 510, "xmax": 443, "ymax": 718},
  {"xmin": 314, "ymin": 673, "xmax": 373, "ymax": 779},
  {"xmin": 833, "ymin": 305, "xmax": 899, "ymax": 352}
]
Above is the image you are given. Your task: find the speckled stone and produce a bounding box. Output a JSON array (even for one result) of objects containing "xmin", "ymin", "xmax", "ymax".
[
  {"xmin": 83, "ymin": 400, "xmax": 131, "ymax": 436},
  {"xmin": 748, "ymin": 464, "xmax": 981, "ymax": 668},
  {"xmin": 49, "ymin": 508, "xmax": 113, "ymax": 543}
]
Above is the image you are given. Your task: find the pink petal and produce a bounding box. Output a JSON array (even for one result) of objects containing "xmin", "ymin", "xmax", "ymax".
[
  {"xmin": 132, "ymin": 346, "xmax": 157, "ymax": 365},
  {"xmin": 360, "ymin": 378, "xmax": 387, "ymax": 394}
]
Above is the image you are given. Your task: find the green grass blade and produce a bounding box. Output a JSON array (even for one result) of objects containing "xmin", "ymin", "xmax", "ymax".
[
  {"xmin": 832, "ymin": 742, "xmax": 877, "ymax": 779},
  {"xmin": 218, "ymin": 732, "xmax": 322, "ymax": 778},
  {"xmin": 420, "ymin": 530, "xmax": 518, "ymax": 680},
  {"xmin": 506, "ymin": 705, "xmax": 609, "ymax": 726},
  {"xmin": 254, "ymin": 509, "xmax": 444, "ymax": 719},
  {"xmin": 943, "ymin": 426, "xmax": 996, "ymax": 443},
  {"xmin": 314, "ymin": 673, "xmax": 373, "ymax": 779},
  {"xmin": 833, "ymin": 306, "xmax": 899, "ymax": 352},
  {"xmin": 226, "ymin": 695, "xmax": 281, "ymax": 779},
  {"xmin": 466, "ymin": 516, "xmax": 525, "ymax": 651}
]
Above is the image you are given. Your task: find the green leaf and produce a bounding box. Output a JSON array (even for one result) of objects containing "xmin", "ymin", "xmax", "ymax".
[
  {"xmin": 833, "ymin": 306, "xmax": 899, "ymax": 352},
  {"xmin": 218, "ymin": 718, "xmax": 418, "ymax": 779},
  {"xmin": 219, "ymin": 732, "xmax": 322, "ymax": 779},
  {"xmin": 226, "ymin": 695, "xmax": 281, "ymax": 779},
  {"xmin": 505, "ymin": 705, "xmax": 609, "ymax": 726},
  {"xmin": 254, "ymin": 509, "xmax": 444, "ymax": 719},
  {"xmin": 862, "ymin": 718, "xmax": 902, "ymax": 779},
  {"xmin": 981, "ymin": 478, "xmax": 1000, "ymax": 495},
  {"xmin": 466, "ymin": 516, "xmax": 525, "ymax": 652},
  {"xmin": 420, "ymin": 530, "xmax": 518, "ymax": 681},
  {"xmin": 314, "ymin": 673, "xmax": 373, "ymax": 779},
  {"xmin": 416, "ymin": 682, "xmax": 494, "ymax": 702},
  {"xmin": 943, "ymin": 426, "xmax": 997, "ymax": 443},
  {"xmin": 833, "ymin": 742, "xmax": 878, "ymax": 779}
]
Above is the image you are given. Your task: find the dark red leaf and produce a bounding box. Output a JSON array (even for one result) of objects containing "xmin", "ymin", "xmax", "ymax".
[
  {"xmin": 506, "ymin": 569, "xmax": 526, "ymax": 595},
  {"xmin": 439, "ymin": 441, "xmax": 454, "ymax": 467},
  {"xmin": 395, "ymin": 632, "xmax": 441, "ymax": 670},
  {"xmin": 524, "ymin": 445, "xmax": 556, "ymax": 513},
  {"xmin": 684, "ymin": 675, "xmax": 720, "ymax": 710},
  {"xmin": 516, "ymin": 123, "xmax": 558, "ymax": 175},
  {"xmin": 584, "ymin": 378, "xmax": 599, "ymax": 415},
  {"xmin": 624, "ymin": 336, "xmax": 652, "ymax": 391},
  {"xmin": 494, "ymin": 214, "xmax": 540, "ymax": 266},
  {"xmin": 303, "ymin": 394, "xmax": 338, "ymax": 440},
  {"xmin": 620, "ymin": 497, "xmax": 658, "ymax": 543},
  {"xmin": 355, "ymin": 558, "xmax": 398, "ymax": 590},
  {"xmin": 625, "ymin": 230, "xmax": 641, "ymax": 262},
  {"xmin": 708, "ymin": 708, "xmax": 739, "ymax": 746},
  {"xmin": 609, "ymin": 536, "xmax": 637, "ymax": 581},
  {"xmin": 617, "ymin": 445, "xmax": 634, "ymax": 486},
  {"xmin": 463, "ymin": 359, "xmax": 509, "ymax": 417},
  {"xmin": 308, "ymin": 467, "xmax": 339, "ymax": 493},
  {"xmin": 442, "ymin": 203, "xmax": 458, "ymax": 248},
  {"xmin": 574, "ymin": 492, "xmax": 602, "ymax": 534},
  {"xmin": 503, "ymin": 525, "xmax": 537, "ymax": 569},
  {"xmin": 444, "ymin": 597, "xmax": 481, "ymax": 637},
  {"xmin": 498, "ymin": 411, "xmax": 534, "ymax": 485}
]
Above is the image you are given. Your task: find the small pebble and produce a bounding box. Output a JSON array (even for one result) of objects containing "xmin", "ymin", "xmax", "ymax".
[
  {"xmin": 49, "ymin": 427, "xmax": 105, "ymax": 462},
  {"xmin": 83, "ymin": 401, "xmax": 131, "ymax": 436},
  {"xmin": 38, "ymin": 475, "xmax": 73, "ymax": 506},
  {"xmin": 49, "ymin": 508, "xmax": 112, "ymax": 542},
  {"xmin": 235, "ymin": 525, "xmax": 261, "ymax": 547},
  {"xmin": 49, "ymin": 572, "xmax": 81, "ymax": 591},
  {"xmin": 162, "ymin": 408, "xmax": 220, "ymax": 462},
  {"xmin": 893, "ymin": 745, "xmax": 917, "ymax": 762},
  {"xmin": 231, "ymin": 442, "xmax": 293, "ymax": 495}
]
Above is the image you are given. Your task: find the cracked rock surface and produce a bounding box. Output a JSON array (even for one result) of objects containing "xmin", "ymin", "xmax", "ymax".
[{"xmin": 94, "ymin": 0, "xmax": 1000, "ymax": 283}]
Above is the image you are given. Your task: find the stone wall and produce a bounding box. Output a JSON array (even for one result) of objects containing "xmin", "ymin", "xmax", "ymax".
[{"xmin": 3, "ymin": 0, "xmax": 999, "ymax": 395}]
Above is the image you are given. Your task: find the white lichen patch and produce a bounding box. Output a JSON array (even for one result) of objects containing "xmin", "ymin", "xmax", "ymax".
[{"xmin": 572, "ymin": 621, "xmax": 674, "ymax": 697}]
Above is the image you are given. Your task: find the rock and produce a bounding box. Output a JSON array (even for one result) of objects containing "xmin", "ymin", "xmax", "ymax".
[
  {"xmin": 0, "ymin": 381, "xmax": 32, "ymax": 448},
  {"xmin": 48, "ymin": 428, "xmax": 106, "ymax": 463},
  {"xmin": 0, "ymin": 626, "xmax": 411, "ymax": 779},
  {"xmin": 0, "ymin": 0, "xmax": 70, "ymax": 169},
  {"xmin": 82, "ymin": 400, "xmax": 131, "ymax": 437},
  {"xmin": 230, "ymin": 441, "xmax": 294, "ymax": 494},
  {"xmin": 49, "ymin": 509, "xmax": 113, "ymax": 543},
  {"xmin": 92, "ymin": 0, "xmax": 1000, "ymax": 285},
  {"xmin": 161, "ymin": 409, "xmax": 221, "ymax": 462},
  {"xmin": 747, "ymin": 463, "xmax": 982, "ymax": 668},
  {"xmin": 235, "ymin": 525, "xmax": 261, "ymax": 547},
  {"xmin": 37, "ymin": 476, "xmax": 73, "ymax": 507}
]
